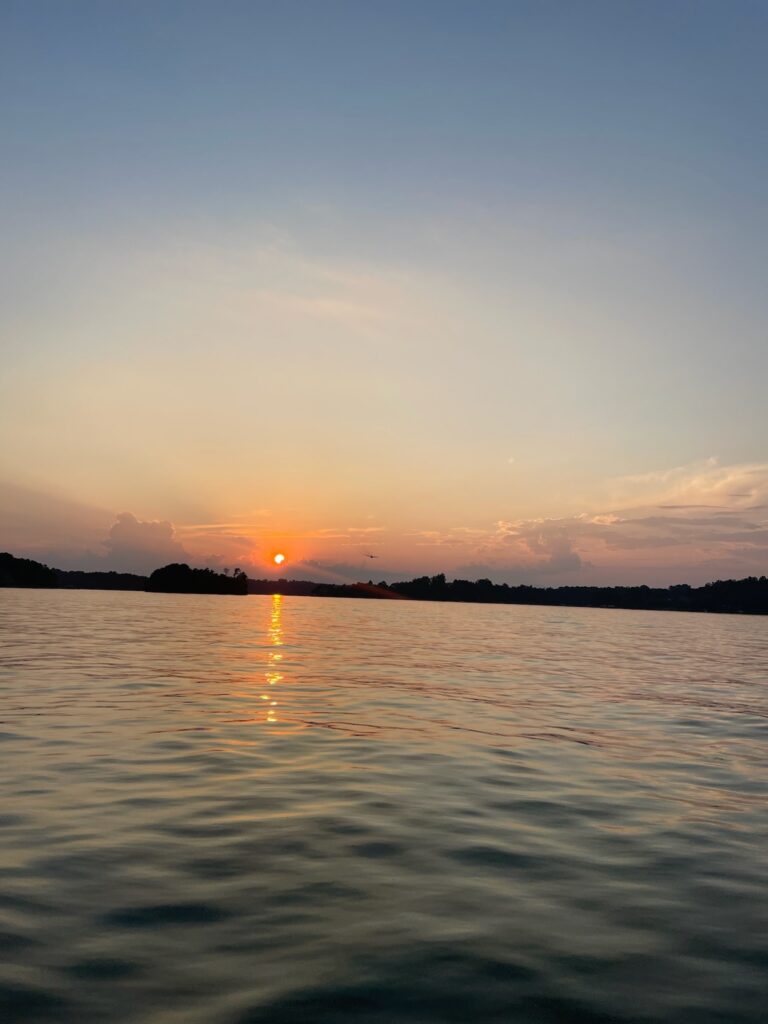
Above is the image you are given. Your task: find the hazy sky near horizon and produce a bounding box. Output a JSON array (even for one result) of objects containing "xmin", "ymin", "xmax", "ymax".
[{"xmin": 2, "ymin": 1, "xmax": 767, "ymax": 584}]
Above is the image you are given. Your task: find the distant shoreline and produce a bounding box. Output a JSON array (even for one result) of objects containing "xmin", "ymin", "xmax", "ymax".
[
  {"xmin": 6, "ymin": 585, "xmax": 767, "ymax": 618},
  {"xmin": 2, "ymin": 553, "xmax": 767, "ymax": 616}
]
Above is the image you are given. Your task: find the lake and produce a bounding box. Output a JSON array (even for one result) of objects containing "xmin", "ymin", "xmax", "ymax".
[{"xmin": 1, "ymin": 589, "xmax": 767, "ymax": 1023}]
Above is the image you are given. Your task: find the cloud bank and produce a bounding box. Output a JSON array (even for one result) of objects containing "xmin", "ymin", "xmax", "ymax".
[
  {"xmin": 2, "ymin": 459, "xmax": 767, "ymax": 585},
  {"xmin": 444, "ymin": 459, "xmax": 768, "ymax": 585}
]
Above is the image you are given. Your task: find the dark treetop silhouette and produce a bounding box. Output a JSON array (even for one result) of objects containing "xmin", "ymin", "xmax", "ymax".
[
  {"xmin": 1, "ymin": 552, "xmax": 767, "ymax": 614},
  {"xmin": 147, "ymin": 563, "xmax": 248, "ymax": 595},
  {"xmin": 0, "ymin": 552, "xmax": 58, "ymax": 589}
]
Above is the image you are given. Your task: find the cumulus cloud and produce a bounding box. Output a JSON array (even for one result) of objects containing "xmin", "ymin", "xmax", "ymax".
[
  {"xmin": 102, "ymin": 513, "xmax": 189, "ymax": 572},
  {"xmin": 463, "ymin": 519, "xmax": 585, "ymax": 580},
  {"xmin": 0, "ymin": 487, "xmax": 199, "ymax": 574},
  {"xmin": 526, "ymin": 532, "xmax": 583, "ymax": 573}
]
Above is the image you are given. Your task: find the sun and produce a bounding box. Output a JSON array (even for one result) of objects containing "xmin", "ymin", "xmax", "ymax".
[{"xmin": 273, "ymin": 553, "xmax": 286, "ymax": 566}]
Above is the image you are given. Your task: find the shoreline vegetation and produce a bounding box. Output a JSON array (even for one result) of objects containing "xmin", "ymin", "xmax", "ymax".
[{"xmin": 1, "ymin": 552, "xmax": 767, "ymax": 615}]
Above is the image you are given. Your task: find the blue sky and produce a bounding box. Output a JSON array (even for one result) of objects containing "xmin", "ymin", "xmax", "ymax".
[{"xmin": 2, "ymin": 1, "xmax": 767, "ymax": 583}]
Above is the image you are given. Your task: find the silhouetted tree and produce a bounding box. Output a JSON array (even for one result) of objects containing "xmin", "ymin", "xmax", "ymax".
[
  {"xmin": 147, "ymin": 563, "xmax": 248, "ymax": 595},
  {"xmin": 0, "ymin": 553, "xmax": 57, "ymax": 588}
]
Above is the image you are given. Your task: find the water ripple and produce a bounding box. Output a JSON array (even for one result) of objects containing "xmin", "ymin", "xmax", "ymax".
[{"xmin": 1, "ymin": 589, "xmax": 767, "ymax": 1022}]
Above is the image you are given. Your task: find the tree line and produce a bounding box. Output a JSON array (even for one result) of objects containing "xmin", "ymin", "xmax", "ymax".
[{"xmin": 2, "ymin": 552, "xmax": 767, "ymax": 614}]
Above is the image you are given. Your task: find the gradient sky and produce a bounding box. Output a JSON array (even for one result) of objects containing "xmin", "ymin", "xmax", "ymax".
[{"xmin": 2, "ymin": 0, "xmax": 767, "ymax": 584}]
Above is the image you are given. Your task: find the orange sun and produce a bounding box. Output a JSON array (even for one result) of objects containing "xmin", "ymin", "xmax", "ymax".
[{"xmin": 273, "ymin": 553, "xmax": 286, "ymax": 566}]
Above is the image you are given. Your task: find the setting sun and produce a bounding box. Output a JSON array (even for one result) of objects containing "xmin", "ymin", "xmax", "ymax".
[{"xmin": 273, "ymin": 553, "xmax": 285, "ymax": 566}]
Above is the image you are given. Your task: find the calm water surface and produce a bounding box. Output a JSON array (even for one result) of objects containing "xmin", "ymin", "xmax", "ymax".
[{"xmin": 1, "ymin": 590, "xmax": 767, "ymax": 1022}]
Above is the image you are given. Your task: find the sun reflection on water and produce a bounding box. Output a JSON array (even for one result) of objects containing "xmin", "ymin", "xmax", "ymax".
[{"xmin": 265, "ymin": 593, "xmax": 283, "ymax": 724}]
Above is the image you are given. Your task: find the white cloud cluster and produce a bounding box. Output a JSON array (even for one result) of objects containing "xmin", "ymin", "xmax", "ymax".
[
  {"xmin": 102, "ymin": 513, "xmax": 189, "ymax": 572},
  {"xmin": 447, "ymin": 459, "xmax": 768, "ymax": 585}
]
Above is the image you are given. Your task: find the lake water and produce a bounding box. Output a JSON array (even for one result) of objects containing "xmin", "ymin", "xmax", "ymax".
[{"xmin": 1, "ymin": 589, "xmax": 767, "ymax": 1023}]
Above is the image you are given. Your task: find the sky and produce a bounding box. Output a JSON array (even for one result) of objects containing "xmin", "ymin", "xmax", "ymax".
[{"xmin": 2, "ymin": 0, "xmax": 767, "ymax": 585}]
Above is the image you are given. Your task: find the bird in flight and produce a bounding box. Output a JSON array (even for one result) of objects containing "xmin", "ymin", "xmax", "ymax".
[{"xmin": 363, "ymin": 553, "xmax": 378, "ymax": 559}]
